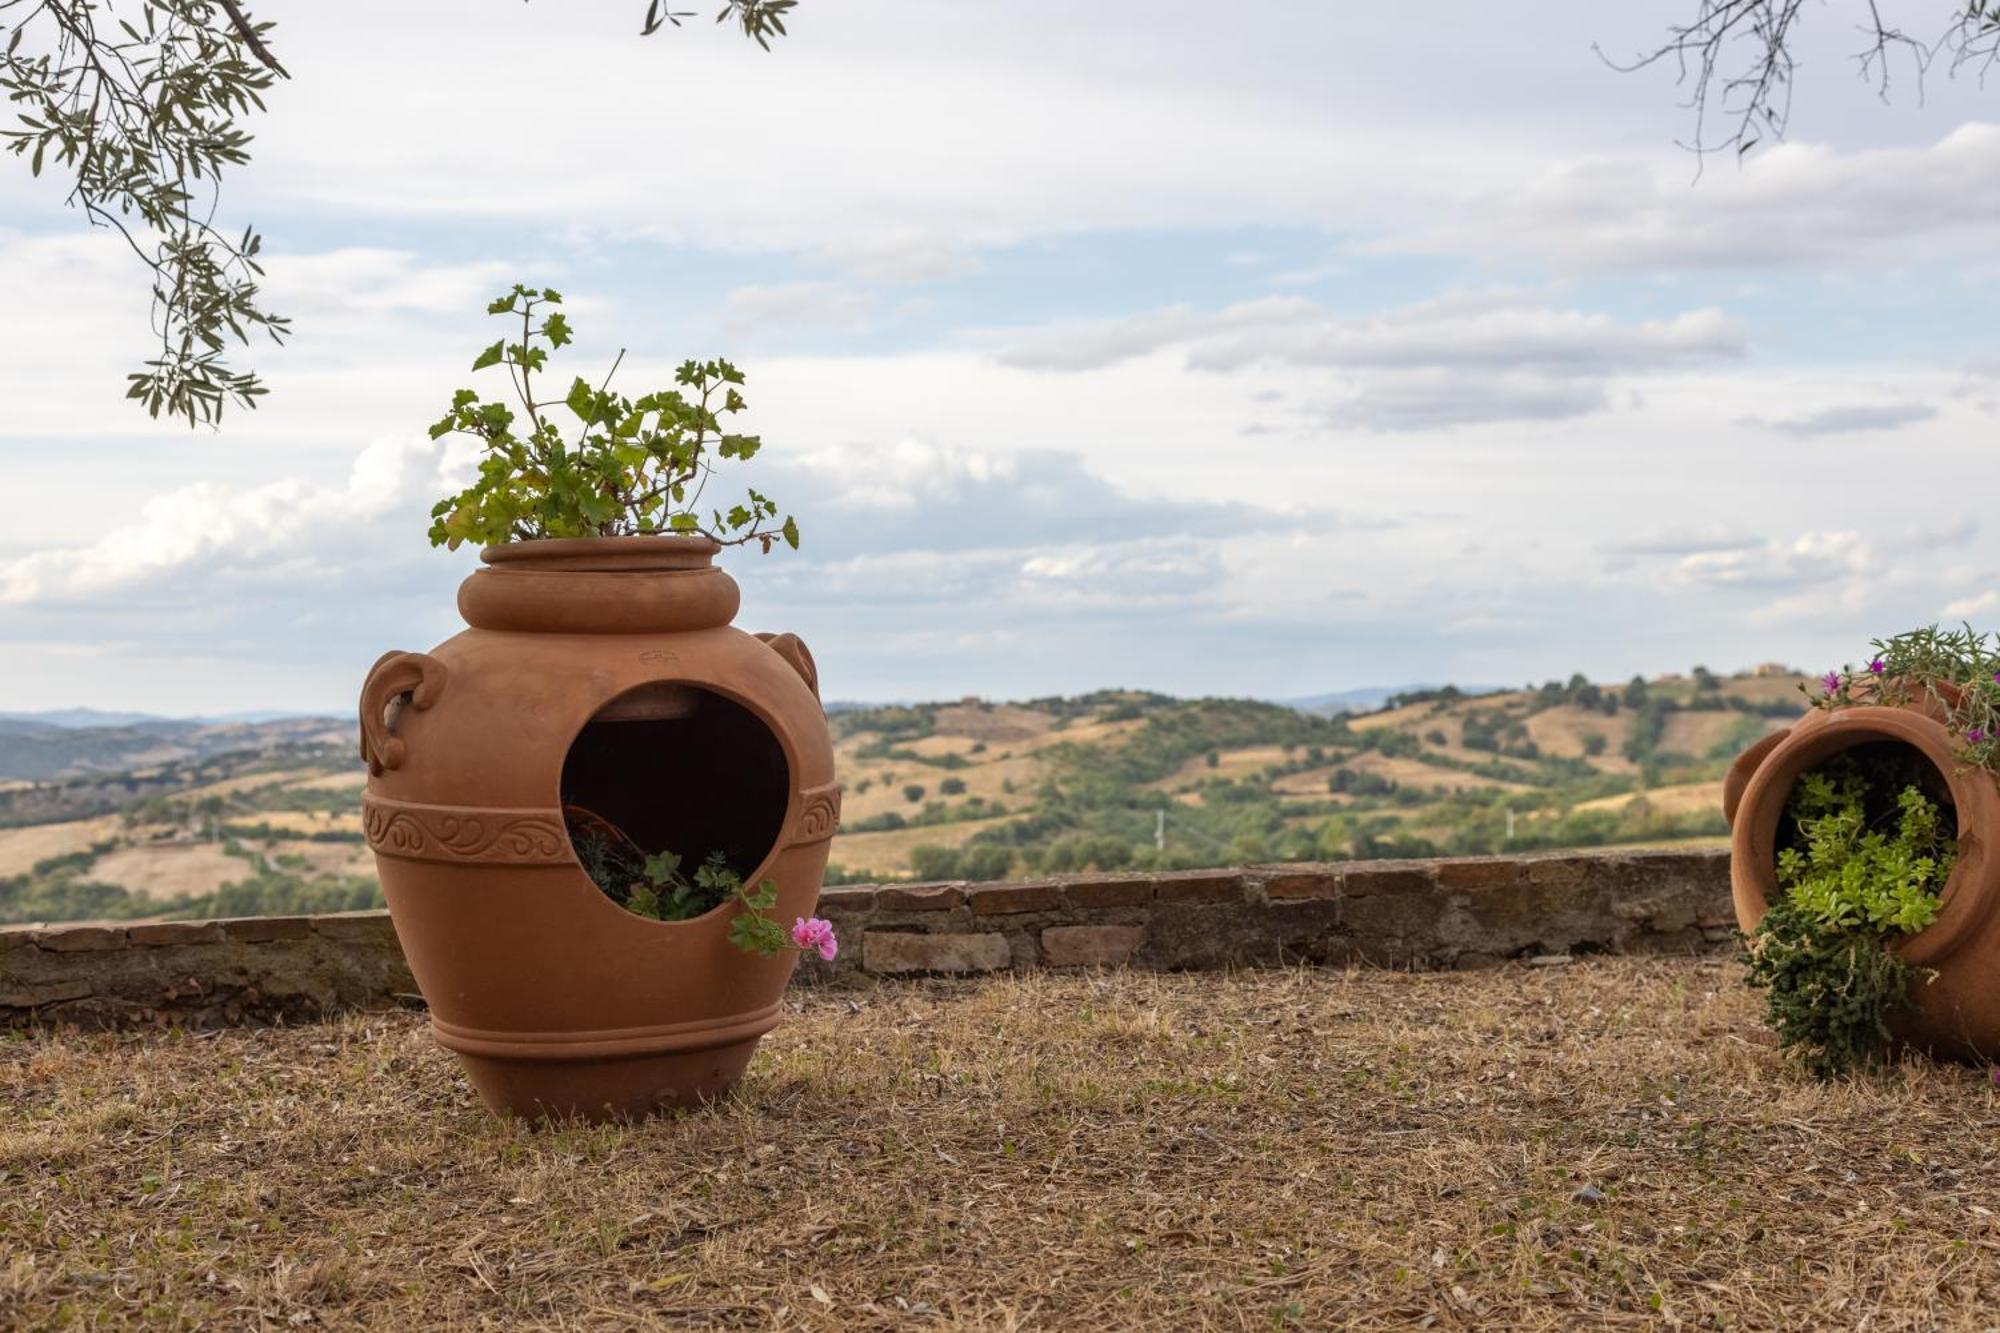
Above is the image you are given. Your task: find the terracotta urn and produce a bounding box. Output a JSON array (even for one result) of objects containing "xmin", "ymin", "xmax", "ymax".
[
  {"xmin": 1724, "ymin": 693, "xmax": 2000, "ymax": 1060},
  {"xmin": 359, "ymin": 536, "xmax": 838, "ymax": 1120}
]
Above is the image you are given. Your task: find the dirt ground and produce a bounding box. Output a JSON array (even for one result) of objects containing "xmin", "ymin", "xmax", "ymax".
[{"xmin": 8, "ymin": 958, "xmax": 2000, "ymax": 1328}]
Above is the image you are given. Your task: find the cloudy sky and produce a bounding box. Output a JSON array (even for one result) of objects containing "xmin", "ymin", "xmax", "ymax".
[{"xmin": 3, "ymin": 0, "xmax": 1997, "ymax": 714}]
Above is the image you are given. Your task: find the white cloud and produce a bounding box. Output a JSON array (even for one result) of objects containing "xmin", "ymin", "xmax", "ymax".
[
  {"xmin": 1946, "ymin": 590, "xmax": 2000, "ymax": 618},
  {"xmin": 721, "ymin": 281, "xmax": 877, "ymax": 335},
  {"xmin": 1188, "ymin": 297, "xmax": 1743, "ymax": 375},
  {"xmin": 1312, "ymin": 372, "xmax": 1610, "ymax": 431},
  {"xmin": 1018, "ymin": 540, "xmax": 1225, "ymax": 606},
  {"xmin": 0, "ymin": 434, "xmax": 469, "ymax": 607},
  {"xmin": 265, "ymin": 248, "xmax": 518, "ymax": 318},
  {"xmin": 986, "ymin": 290, "xmax": 1743, "ymax": 430},
  {"xmin": 1406, "ymin": 123, "xmax": 2000, "ymax": 271},
  {"xmin": 1744, "ymin": 402, "xmax": 1940, "ymax": 437},
  {"xmin": 1671, "ymin": 531, "xmax": 1869, "ymax": 592},
  {"xmin": 811, "ymin": 233, "xmax": 981, "ymax": 284},
  {"xmin": 1600, "ymin": 527, "xmax": 1762, "ymax": 559},
  {"xmin": 993, "ymin": 297, "xmax": 1319, "ymax": 372}
]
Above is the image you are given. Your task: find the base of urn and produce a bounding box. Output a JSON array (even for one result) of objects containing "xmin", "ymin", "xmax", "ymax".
[{"xmin": 450, "ymin": 1036, "xmax": 763, "ymax": 1122}]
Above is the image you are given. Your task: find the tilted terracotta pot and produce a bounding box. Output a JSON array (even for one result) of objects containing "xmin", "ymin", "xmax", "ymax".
[
  {"xmin": 359, "ymin": 536, "xmax": 838, "ymax": 1120},
  {"xmin": 1724, "ymin": 693, "xmax": 2000, "ymax": 1060}
]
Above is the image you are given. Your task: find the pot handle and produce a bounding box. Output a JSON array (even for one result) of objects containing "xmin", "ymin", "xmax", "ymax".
[
  {"xmin": 359, "ymin": 651, "xmax": 449, "ymax": 777},
  {"xmin": 1722, "ymin": 727, "xmax": 1789, "ymax": 828},
  {"xmin": 756, "ymin": 632, "xmax": 820, "ymax": 701}
]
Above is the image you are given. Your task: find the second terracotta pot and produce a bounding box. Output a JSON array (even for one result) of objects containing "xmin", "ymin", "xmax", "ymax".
[{"xmin": 1725, "ymin": 694, "xmax": 2000, "ymax": 1060}]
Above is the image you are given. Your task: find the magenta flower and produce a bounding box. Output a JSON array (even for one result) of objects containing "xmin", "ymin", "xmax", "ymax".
[
  {"xmin": 791, "ymin": 916, "xmax": 838, "ymax": 961},
  {"xmin": 1992, "ymin": 671, "xmax": 2000, "ymax": 686},
  {"xmin": 1867, "ymin": 657, "xmax": 1886, "ymax": 675},
  {"xmin": 1970, "ymin": 728, "xmax": 1988, "ymax": 745},
  {"xmin": 1820, "ymin": 670, "xmax": 1843, "ymax": 695}
]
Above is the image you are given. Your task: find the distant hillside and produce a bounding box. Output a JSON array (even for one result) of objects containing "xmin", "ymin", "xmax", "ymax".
[
  {"xmin": 0, "ymin": 716, "xmax": 350, "ymax": 782},
  {"xmin": 1282, "ymin": 684, "xmax": 1509, "ymax": 717},
  {"xmin": 0, "ymin": 667, "xmax": 1813, "ymax": 925},
  {"xmin": 0, "ymin": 708, "xmax": 170, "ymax": 729}
]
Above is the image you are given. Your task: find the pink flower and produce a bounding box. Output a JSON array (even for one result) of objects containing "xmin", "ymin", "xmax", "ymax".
[
  {"xmin": 791, "ymin": 916, "xmax": 838, "ymax": 961},
  {"xmin": 1970, "ymin": 728, "xmax": 1989, "ymax": 745},
  {"xmin": 1867, "ymin": 657, "xmax": 1886, "ymax": 675},
  {"xmin": 1820, "ymin": 671, "xmax": 1843, "ymax": 695}
]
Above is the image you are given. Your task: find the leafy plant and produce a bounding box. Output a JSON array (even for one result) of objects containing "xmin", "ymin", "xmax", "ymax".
[
  {"xmin": 427, "ymin": 286, "xmax": 799, "ymax": 552},
  {"xmin": 571, "ymin": 826, "xmax": 796, "ymax": 956},
  {"xmin": 1741, "ymin": 755, "xmax": 1955, "ymax": 1078}
]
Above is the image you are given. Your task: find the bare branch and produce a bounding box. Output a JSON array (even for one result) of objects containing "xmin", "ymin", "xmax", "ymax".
[{"xmin": 1607, "ymin": 2, "xmax": 1995, "ymax": 161}]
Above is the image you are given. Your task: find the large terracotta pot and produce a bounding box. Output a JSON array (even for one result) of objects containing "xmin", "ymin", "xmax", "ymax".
[
  {"xmin": 1724, "ymin": 694, "xmax": 2000, "ymax": 1060},
  {"xmin": 359, "ymin": 537, "xmax": 838, "ymax": 1120}
]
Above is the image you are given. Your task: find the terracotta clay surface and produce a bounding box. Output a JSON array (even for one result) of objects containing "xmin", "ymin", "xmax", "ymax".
[
  {"xmin": 1726, "ymin": 695, "xmax": 2000, "ymax": 1060},
  {"xmin": 360, "ymin": 537, "xmax": 836, "ymax": 1120}
]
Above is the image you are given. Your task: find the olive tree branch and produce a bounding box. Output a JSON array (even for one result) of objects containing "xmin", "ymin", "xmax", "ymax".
[{"xmin": 213, "ymin": 0, "xmax": 283, "ymax": 75}]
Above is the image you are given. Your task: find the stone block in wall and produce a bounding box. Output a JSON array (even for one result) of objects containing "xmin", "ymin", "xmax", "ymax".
[
  {"xmin": 311, "ymin": 913, "xmax": 401, "ymax": 945},
  {"xmin": 221, "ymin": 916, "xmax": 313, "ymax": 943},
  {"xmin": 1435, "ymin": 858, "xmax": 1523, "ymax": 890},
  {"xmin": 1264, "ymin": 869, "xmax": 1341, "ymax": 901},
  {"xmin": 1061, "ymin": 876, "xmax": 1153, "ymax": 909},
  {"xmin": 1343, "ymin": 865, "xmax": 1437, "ymax": 899},
  {"xmin": 861, "ymin": 931, "xmax": 1012, "ymax": 975},
  {"xmin": 815, "ymin": 886, "xmax": 878, "ymax": 913},
  {"xmin": 127, "ymin": 922, "xmax": 227, "ymax": 947},
  {"xmin": 1153, "ymin": 871, "xmax": 1243, "ymax": 904},
  {"xmin": 1041, "ymin": 925, "xmax": 1145, "ymax": 968},
  {"xmin": 1524, "ymin": 854, "xmax": 1594, "ymax": 887},
  {"xmin": 1137, "ymin": 898, "xmax": 1346, "ymax": 970},
  {"xmin": 876, "ymin": 884, "xmax": 962, "ymax": 912},
  {"xmin": 969, "ymin": 882, "xmax": 1061, "ymax": 915},
  {"xmin": 36, "ymin": 925, "xmax": 127, "ymax": 952},
  {"xmin": 1341, "ymin": 883, "xmax": 1450, "ymax": 965}
]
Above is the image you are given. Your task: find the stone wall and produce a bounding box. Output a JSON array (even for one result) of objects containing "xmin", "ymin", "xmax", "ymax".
[
  {"xmin": 2, "ymin": 849, "xmax": 1736, "ymax": 1029},
  {"xmin": 1, "ymin": 914, "xmax": 417, "ymax": 1030}
]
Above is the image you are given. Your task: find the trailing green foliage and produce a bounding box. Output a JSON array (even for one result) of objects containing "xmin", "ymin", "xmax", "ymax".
[
  {"xmin": 1814, "ymin": 624, "xmax": 2000, "ymax": 772},
  {"xmin": 427, "ymin": 286, "xmax": 798, "ymax": 552},
  {"xmin": 1743, "ymin": 898, "xmax": 1923, "ymax": 1081},
  {"xmin": 1774, "ymin": 766, "xmax": 1950, "ymax": 935},
  {"xmin": 571, "ymin": 829, "xmax": 788, "ymax": 955},
  {"xmin": 1742, "ymin": 757, "xmax": 1954, "ymax": 1078}
]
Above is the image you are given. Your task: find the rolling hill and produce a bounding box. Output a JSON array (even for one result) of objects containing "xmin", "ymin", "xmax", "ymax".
[{"xmin": 0, "ymin": 667, "xmax": 1810, "ymax": 924}]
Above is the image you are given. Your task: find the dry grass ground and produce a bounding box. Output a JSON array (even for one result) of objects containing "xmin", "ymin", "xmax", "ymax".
[{"xmin": 8, "ymin": 960, "xmax": 2000, "ymax": 1329}]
